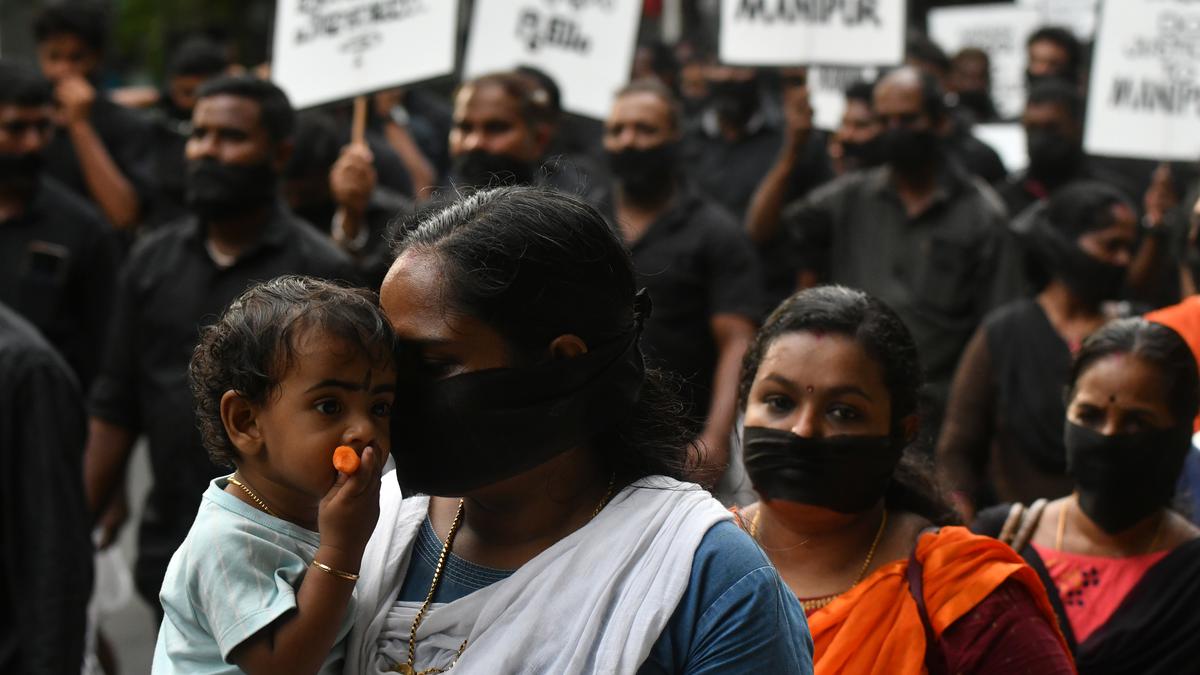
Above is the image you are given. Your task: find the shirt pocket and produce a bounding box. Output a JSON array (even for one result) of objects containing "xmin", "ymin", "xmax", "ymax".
[
  {"xmin": 917, "ymin": 236, "xmax": 977, "ymax": 316},
  {"xmin": 17, "ymin": 241, "xmax": 72, "ymax": 329}
]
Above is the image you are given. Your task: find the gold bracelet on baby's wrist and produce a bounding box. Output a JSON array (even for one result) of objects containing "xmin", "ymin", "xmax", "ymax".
[{"xmin": 311, "ymin": 560, "xmax": 359, "ymax": 581}]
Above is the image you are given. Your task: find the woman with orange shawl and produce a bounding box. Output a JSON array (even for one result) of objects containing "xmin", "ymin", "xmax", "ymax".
[{"xmin": 733, "ymin": 286, "xmax": 1075, "ymax": 673}]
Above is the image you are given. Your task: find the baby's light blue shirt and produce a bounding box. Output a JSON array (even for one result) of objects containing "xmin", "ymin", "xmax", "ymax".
[{"xmin": 151, "ymin": 477, "xmax": 353, "ymax": 674}]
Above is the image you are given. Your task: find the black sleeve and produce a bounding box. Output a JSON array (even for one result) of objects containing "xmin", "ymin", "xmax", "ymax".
[
  {"xmin": 781, "ymin": 193, "xmax": 836, "ymax": 281},
  {"xmin": 3, "ymin": 355, "xmax": 93, "ymax": 674},
  {"xmin": 704, "ymin": 217, "xmax": 768, "ymax": 322},
  {"xmin": 105, "ymin": 104, "xmax": 159, "ymax": 216},
  {"xmin": 88, "ymin": 256, "xmax": 141, "ymax": 430},
  {"xmin": 81, "ymin": 223, "xmax": 120, "ymax": 382}
]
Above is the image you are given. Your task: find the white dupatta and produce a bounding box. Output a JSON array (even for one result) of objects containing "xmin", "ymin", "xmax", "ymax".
[{"xmin": 344, "ymin": 472, "xmax": 730, "ymax": 674}]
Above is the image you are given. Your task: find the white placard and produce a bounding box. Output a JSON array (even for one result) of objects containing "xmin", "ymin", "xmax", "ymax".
[
  {"xmin": 929, "ymin": 4, "xmax": 1041, "ymax": 120},
  {"xmin": 462, "ymin": 0, "xmax": 642, "ymax": 120},
  {"xmin": 272, "ymin": 0, "xmax": 460, "ymax": 110},
  {"xmin": 719, "ymin": 0, "xmax": 906, "ymax": 67},
  {"xmin": 973, "ymin": 123, "xmax": 1028, "ymax": 173},
  {"xmin": 810, "ymin": 66, "xmax": 878, "ymax": 131},
  {"xmin": 1084, "ymin": 0, "xmax": 1200, "ymax": 161},
  {"xmin": 1018, "ymin": 0, "xmax": 1100, "ymax": 41}
]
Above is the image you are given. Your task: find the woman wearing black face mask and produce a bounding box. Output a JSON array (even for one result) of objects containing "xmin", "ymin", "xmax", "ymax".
[
  {"xmin": 344, "ymin": 186, "xmax": 813, "ymax": 674},
  {"xmin": 939, "ymin": 182, "xmax": 1138, "ymax": 518},
  {"xmin": 733, "ymin": 286, "xmax": 1073, "ymax": 673},
  {"xmin": 974, "ymin": 318, "xmax": 1200, "ymax": 673}
]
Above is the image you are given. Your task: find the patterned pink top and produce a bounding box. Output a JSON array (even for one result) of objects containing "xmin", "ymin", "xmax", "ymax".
[{"xmin": 1032, "ymin": 543, "xmax": 1170, "ymax": 643}]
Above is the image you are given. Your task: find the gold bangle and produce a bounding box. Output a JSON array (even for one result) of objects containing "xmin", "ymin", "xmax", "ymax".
[{"xmin": 311, "ymin": 560, "xmax": 359, "ymax": 582}]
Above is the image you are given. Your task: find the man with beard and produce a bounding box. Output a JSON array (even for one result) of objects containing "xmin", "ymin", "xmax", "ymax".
[
  {"xmin": 34, "ymin": 3, "xmax": 154, "ymax": 230},
  {"xmin": 781, "ymin": 67, "xmax": 1012, "ymax": 426},
  {"xmin": 84, "ymin": 76, "xmax": 358, "ymax": 612},
  {"xmin": 604, "ymin": 80, "xmax": 765, "ymax": 484},
  {"xmin": 0, "ymin": 61, "xmax": 115, "ymax": 390},
  {"xmin": 445, "ymin": 71, "xmax": 609, "ymax": 207}
]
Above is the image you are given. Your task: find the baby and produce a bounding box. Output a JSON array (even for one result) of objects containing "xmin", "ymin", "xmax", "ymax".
[{"xmin": 152, "ymin": 275, "xmax": 395, "ymax": 674}]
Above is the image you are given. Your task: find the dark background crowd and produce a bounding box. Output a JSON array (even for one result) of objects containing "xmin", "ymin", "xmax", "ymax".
[{"xmin": 4, "ymin": 0, "xmax": 1200, "ymax": 673}]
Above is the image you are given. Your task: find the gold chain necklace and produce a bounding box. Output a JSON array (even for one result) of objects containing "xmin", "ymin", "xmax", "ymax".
[
  {"xmin": 751, "ymin": 506, "xmax": 889, "ymax": 613},
  {"xmin": 393, "ymin": 474, "xmax": 618, "ymax": 674},
  {"xmin": 227, "ymin": 474, "xmax": 276, "ymax": 517}
]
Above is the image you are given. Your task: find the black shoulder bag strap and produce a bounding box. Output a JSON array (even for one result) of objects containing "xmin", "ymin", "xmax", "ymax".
[{"xmin": 906, "ymin": 531, "xmax": 952, "ymax": 675}]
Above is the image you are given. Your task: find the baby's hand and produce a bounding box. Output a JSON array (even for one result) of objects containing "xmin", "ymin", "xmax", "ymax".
[{"xmin": 317, "ymin": 445, "xmax": 383, "ymax": 556}]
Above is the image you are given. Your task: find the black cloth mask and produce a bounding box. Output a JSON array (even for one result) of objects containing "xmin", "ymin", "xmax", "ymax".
[
  {"xmin": 956, "ymin": 90, "xmax": 998, "ymax": 122},
  {"xmin": 0, "ymin": 151, "xmax": 43, "ymax": 198},
  {"xmin": 1028, "ymin": 217, "xmax": 1126, "ymax": 305},
  {"xmin": 1065, "ymin": 421, "xmax": 1191, "ymax": 534},
  {"xmin": 391, "ymin": 294, "xmax": 652, "ymax": 496},
  {"xmin": 880, "ymin": 128, "xmax": 940, "ymax": 174},
  {"xmin": 450, "ymin": 150, "xmax": 536, "ymax": 189},
  {"xmin": 1026, "ymin": 128, "xmax": 1082, "ymax": 181},
  {"xmin": 839, "ymin": 137, "xmax": 884, "ymax": 172},
  {"xmin": 185, "ymin": 157, "xmax": 277, "ymax": 220},
  {"xmin": 607, "ymin": 142, "xmax": 678, "ymax": 204},
  {"xmin": 708, "ymin": 80, "xmax": 759, "ymax": 127},
  {"xmin": 742, "ymin": 426, "xmax": 903, "ymax": 514}
]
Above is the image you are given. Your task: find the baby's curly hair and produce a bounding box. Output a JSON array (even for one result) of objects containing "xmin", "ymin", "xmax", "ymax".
[{"xmin": 189, "ymin": 276, "xmax": 396, "ymax": 467}]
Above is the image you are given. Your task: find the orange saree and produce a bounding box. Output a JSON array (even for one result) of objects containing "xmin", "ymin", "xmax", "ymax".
[{"xmin": 807, "ymin": 526, "xmax": 1070, "ymax": 674}]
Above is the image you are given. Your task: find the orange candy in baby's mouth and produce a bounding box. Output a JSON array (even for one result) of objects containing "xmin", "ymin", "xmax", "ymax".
[{"xmin": 332, "ymin": 445, "xmax": 360, "ymax": 474}]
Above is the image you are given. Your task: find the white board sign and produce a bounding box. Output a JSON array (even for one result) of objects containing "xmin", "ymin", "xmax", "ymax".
[
  {"xmin": 1084, "ymin": 0, "xmax": 1200, "ymax": 161},
  {"xmin": 1018, "ymin": 0, "xmax": 1100, "ymax": 41},
  {"xmin": 973, "ymin": 123, "xmax": 1028, "ymax": 173},
  {"xmin": 929, "ymin": 4, "xmax": 1041, "ymax": 120},
  {"xmin": 462, "ymin": 0, "xmax": 642, "ymax": 120},
  {"xmin": 810, "ymin": 66, "xmax": 878, "ymax": 131},
  {"xmin": 718, "ymin": 0, "xmax": 906, "ymax": 67},
  {"xmin": 272, "ymin": 0, "xmax": 460, "ymax": 110}
]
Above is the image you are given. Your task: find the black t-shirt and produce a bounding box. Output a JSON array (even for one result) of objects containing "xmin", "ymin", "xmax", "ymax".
[
  {"xmin": 43, "ymin": 95, "xmax": 156, "ymax": 221},
  {"xmin": 682, "ymin": 116, "xmax": 787, "ymax": 220},
  {"xmin": 88, "ymin": 204, "xmax": 360, "ymax": 599},
  {"xmin": 625, "ymin": 187, "xmax": 766, "ymax": 418},
  {"xmin": 0, "ymin": 176, "xmax": 118, "ymax": 388}
]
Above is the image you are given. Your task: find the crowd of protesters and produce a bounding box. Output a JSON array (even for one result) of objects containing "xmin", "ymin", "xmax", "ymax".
[{"xmin": 3, "ymin": 2, "xmax": 1200, "ymax": 674}]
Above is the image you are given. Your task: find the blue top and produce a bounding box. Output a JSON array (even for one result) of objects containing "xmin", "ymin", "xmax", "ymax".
[
  {"xmin": 151, "ymin": 479, "xmax": 352, "ymax": 675},
  {"xmin": 397, "ymin": 518, "xmax": 813, "ymax": 674}
]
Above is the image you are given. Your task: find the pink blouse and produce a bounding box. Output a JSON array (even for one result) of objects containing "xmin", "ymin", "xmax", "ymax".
[{"xmin": 1032, "ymin": 542, "xmax": 1170, "ymax": 643}]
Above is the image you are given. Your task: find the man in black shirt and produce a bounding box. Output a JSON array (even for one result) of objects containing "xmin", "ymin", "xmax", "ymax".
[
  {"xmin": 34, "ymin": 4, "xmax": 154, "ymax": 230},
  {"xmin": 85, "ymin": 76, "xmax": 359, "ymax": 610},
  {"xmin": 0, "ymin": 61, "xmax": 116, "ymax": 389},
  {"xmin": 682, "ymin": 66, "xmax": 802, "ymax": 221},
  {"xmin": 604, "ymin": 80, "xmax": 765, "ymax": 480},
  {"xmin": 997, "ymin": 80, "xmax": 1135, "ymax": 218},
  {"xmin": 782, "ymin": 67, "xmax": 1013, "ymax": 420},
  {"xmin": 0, "ymin": 301, "xmax": 93, "ymax": 675}
]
